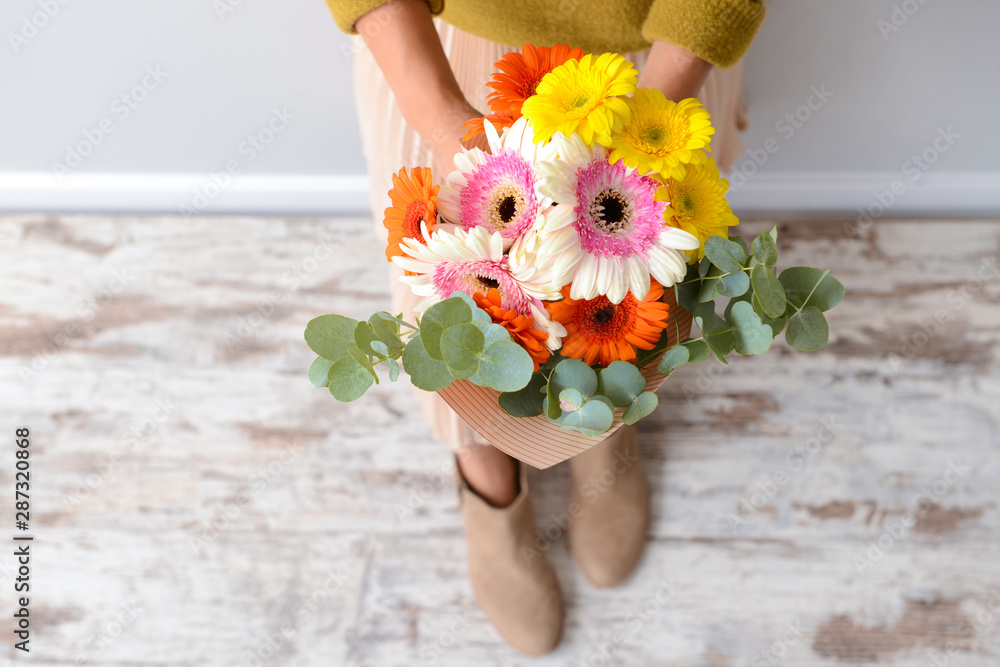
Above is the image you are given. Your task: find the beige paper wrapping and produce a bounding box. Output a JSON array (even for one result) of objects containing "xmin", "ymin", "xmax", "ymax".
[{"xmin": 438, "ymin": 288, "xmax": 693, "ymax": 469}]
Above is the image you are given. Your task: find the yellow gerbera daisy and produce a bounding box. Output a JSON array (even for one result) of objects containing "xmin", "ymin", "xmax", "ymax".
[
  {"xmin": 608, "ymin": 89, "xmax": 714, "ymax": 179},
  {"xmin": 520, "ymin": 52, "xmax": 637, "ymax": 147},
  {"xmin": 657, "ymin": 157, "xmax": 738, "ymax": 262}
]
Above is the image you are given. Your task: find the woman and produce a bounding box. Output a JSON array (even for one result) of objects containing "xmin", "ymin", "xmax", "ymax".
[{"xmin": 325, "ymin": 0, "xmax": 765, "ymax": 655}]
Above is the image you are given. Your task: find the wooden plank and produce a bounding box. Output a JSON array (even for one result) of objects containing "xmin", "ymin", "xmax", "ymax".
[{"xmin": 0, "ymin": 214, "xmax": 998, "ymax": 666}]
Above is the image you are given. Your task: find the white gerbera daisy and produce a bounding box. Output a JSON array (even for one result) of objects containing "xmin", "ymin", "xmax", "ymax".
[
  {"xmin": 438, "ymin": 117, "xmax": 557, "ymax": 243},
  {"xmin": 533, "ymin": 132, "xmax": 699, "ymax": 304},
  {"xmin": 392, "ymin": 225, "xmax": 565, "ymax": 348}
]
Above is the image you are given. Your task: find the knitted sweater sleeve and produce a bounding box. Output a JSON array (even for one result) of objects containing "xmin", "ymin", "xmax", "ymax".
[
  {"xmin": 642, "ymin": 0, "xmax": 766, "ymax": 68},
  {"xmin": 324, "ymin": 0, "xmax": 443, "ymax": 34}
]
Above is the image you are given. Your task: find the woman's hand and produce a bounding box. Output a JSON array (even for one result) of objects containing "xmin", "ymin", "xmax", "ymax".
[
  {"xmin": 356, "ymin": 0, "xmax": 488, "ymax": 181},
  {"xmin": 638, "ymin": 40, "xmax": 713, "ymax": 102},
  {"xmin": 424, "ymin": 102, "xmax": 490, "ymax": 180}
]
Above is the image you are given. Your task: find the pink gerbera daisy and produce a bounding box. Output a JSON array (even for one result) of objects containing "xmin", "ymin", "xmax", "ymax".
[
  {"xmin": 391, "ymin": 224, "xmax": 565, "ymax": 348},
  {"xmin": 533, "ymin": 133, "xmax": 699, "ymax": 304},
  {"xmin": 438, "ymin": 117, "xmax": 556, "ymax": 242}
]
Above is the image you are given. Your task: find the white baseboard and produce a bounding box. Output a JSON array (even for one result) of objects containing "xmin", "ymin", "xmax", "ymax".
[
  {"xmin": 1, "ymin": 171, "xmax": 998, "ymax": 218},
  {"xmin": 725, "ymin": 171, "xmax": 1000, "ymax": 218}
]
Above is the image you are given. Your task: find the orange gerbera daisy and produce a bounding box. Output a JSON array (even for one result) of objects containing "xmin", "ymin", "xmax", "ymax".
[
  {"xmin": 460, "ymin": 110, "xmax": 517, "ymax": 143},
  {"xmin": 383, "ymin": 167, "xmax": 438, "ymax": 271},
  {"xmin": 546, "ymin": 281, "xmax": 670, "ymax": 367},
  {"xmin": 486, "ymin": 43, "xmax": 586, "ymax": 116},
  {"xmin": 474, "ymin": 289, "xmax": 550, "ymax": 371}
]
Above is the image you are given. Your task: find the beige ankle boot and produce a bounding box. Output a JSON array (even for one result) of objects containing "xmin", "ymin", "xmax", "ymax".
[
  {"xmin": 568, "ymin": 424, "xmax": 649, "ymax": 588},
  {"xmin": 457, "ymin": 459, "xmax": 564, "ymax": 655}
]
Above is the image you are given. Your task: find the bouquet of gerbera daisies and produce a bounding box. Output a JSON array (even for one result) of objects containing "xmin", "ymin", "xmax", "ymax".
[{"xmin": 305, "ymin": 45, "xmax": 843, "ymax": 468}]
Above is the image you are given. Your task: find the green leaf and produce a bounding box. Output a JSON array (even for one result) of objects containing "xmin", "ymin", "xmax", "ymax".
[
  {"xmin": 751, "ymin": 228, "xmax": 778, "ymax": 265},
  {"xmin": 327, "ymin": 355, "xmax": 375, "ymax": 401},
  {"xmin": 623, "ymin": 392, "xmax": 658, "ymax": 425},
  {"xmin": 674, "ymin": 265, "xmax": 701, "ymax": 312},
  {"xmin": 420, "ymin": 297, "xmax": 473, "ymax": 360},
  {"xmin": 597, "ymin": 361, "xmax": 647, "ymax": 408},
  {"xmin": 308, "ymin": 356, "xmax": 334, "ymax": 388},
  {"xmin": 682, "ymin": 338, "xmax": 711, "ymax": 363},
  {"xmin": 385, "ymin": 357, "xmax": 400, "ymax": 382},
  {"xmin": 498, "ymin": 372, "xmax": 547, "ymax": 417},
  {"xmin": 704, "ymin": 235, "xmax": 748, "ymax": 272},
  {"xmin": 779, "ymin": 267, "xmax": 845, "ymax": 313},
  {"xmin": 728, "ymin": 301, "xmax": 774, "ymax": 355},
  {"xmin": 558, "ymin": 387, "xmax": 587, "ymax": 411},
  {"xmin": 475, "ymin": 340, "xmax": 534, "ymax": 392},
  {"xmin": 717, "ymin": 270, "xmax": 750, "ymax": 298},
  {"xmin": 368, "ymin": 312, "xmax": 406, "ymax": 355},
  {"xmin": 551, "ymin": 359, "xmax": 599, "ymax": 397},
  {"xmin": 545, "ymin": 358, "xmax": 599, "ymax": 420},
  {"xmin": 555, "ymin": 393, "xmax": 615, "ymax": 436},
  {"xmin": 697, "ymin": 264, "xmax": 724, "ymax": 303},
  {"xmin": 441, "ymin": 323, "xmax": 485, "ymax": 378},
  {"xmin": 348, "ymin": 347, "xmax": 379, "ymax": 382},
  {"xmin": 402, "ymin": 333, "xmax": 454, "ymax": 392},
  {"xmin": 657, "ymin": 345, "xmax": 690, "ymax": 375},
  {"xmin": 694, "ymin": 303, "xmax": 735, "ymax": 362},
  {"xmin": 698, "ymin": 256, "xmax": 712, "ymax": 278},
  {"xmin": 353, "ymin": 320, "xmax": 386, "ymax": 358},
  {"xmin": 305, "ymin": 314, "xmax": 360, "ymax": 361},
  {"xmin": 751, "ymin": 265, "xmax": 787, "ymax": 318},
  {"xmin": 730, "ymin": 235, "xmax": 750, "ymax": 257},
  {"xmin": 786, "ymin": 307, "xmax": 830, "ymax": 351}
]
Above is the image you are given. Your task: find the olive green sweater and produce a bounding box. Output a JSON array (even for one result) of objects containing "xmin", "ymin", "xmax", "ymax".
[{"xmin": 325, "ymin": 0, "xmax": 765, "ymax": 68}]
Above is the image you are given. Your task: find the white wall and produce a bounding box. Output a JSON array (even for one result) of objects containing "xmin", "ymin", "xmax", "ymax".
[{"xmin": 1, "ymin": 0, "xmax": 998, "ymax": 216}]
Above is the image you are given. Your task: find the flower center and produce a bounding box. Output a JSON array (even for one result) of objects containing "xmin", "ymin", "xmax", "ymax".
[
  {"xmin": 470, "ymin": 274, "xmax": 500, "ymax": 294},
  {"xmin": 641, "ymin": 125, "xmax": 667, "ymax": 148},
  {"xmin": 592, "ymin": 305, "xmax": 615, "ymax": 326},
  {"xmin": 578, "ymin": 294, "xmax": 637, "ymax": 340},
  {"xmin": 569, "ymin": 94, "xmax": 590, "ymax": 110},
  {"xmin": 589, "ymin": 189, "xmax": 630, "ymax": 233},
  {"xmin": 402, "ymin": 200, "xmax": 428, "ymax": 241},
  {"xmin": 488, "ymin": 185, "xmax": 525, "ymax": 231}
]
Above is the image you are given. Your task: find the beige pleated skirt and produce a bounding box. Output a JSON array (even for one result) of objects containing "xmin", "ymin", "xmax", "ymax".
[{"xmin": 352, "ymin": 21, "xmax": 748, "ymax": 452}]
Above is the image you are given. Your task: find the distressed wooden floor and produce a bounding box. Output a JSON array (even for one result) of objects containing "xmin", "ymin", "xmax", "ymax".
[{"xmin": 0, "ymin": 214, "xmax": 998, "ymax": 667}]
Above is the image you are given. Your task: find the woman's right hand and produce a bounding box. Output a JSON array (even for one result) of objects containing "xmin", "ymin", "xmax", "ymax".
[
  {"xmin": 424, "ymin": 101, "xmax": 490, "ymax": 182},
  {"xmin": 355, "ymin": 0, "xmax": 489, "ymax": 183}
]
